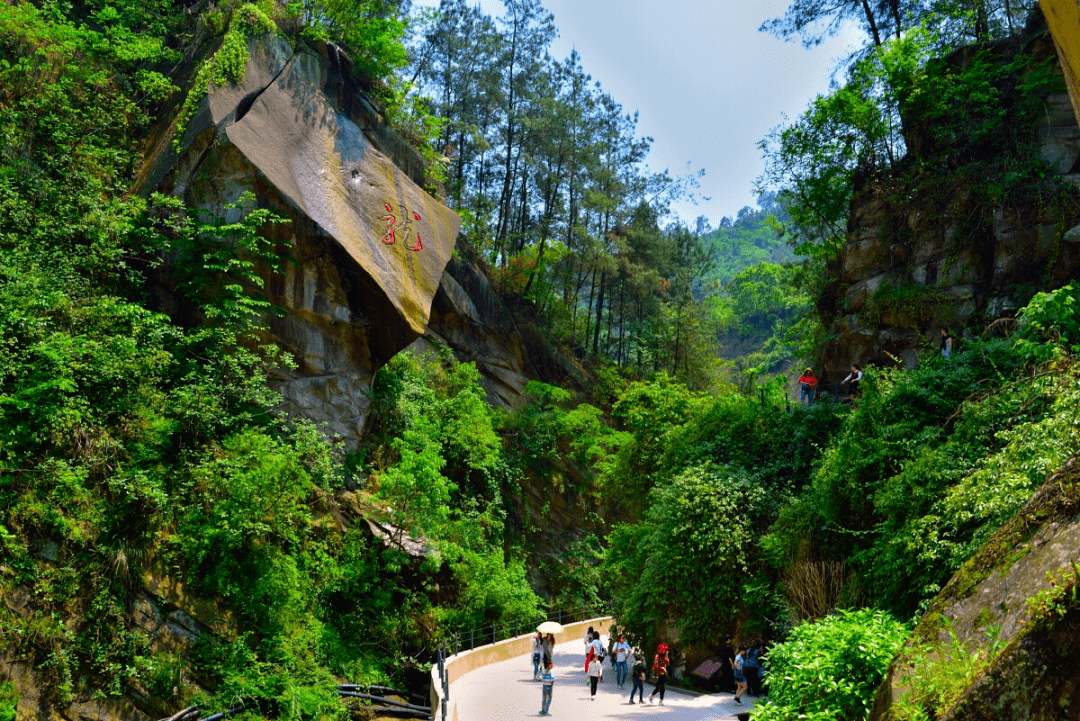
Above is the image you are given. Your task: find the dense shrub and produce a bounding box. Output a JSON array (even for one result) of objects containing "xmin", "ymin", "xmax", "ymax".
[{"xmin": 750, "ymin": 609, "xmax": 908, "ymax": 721}]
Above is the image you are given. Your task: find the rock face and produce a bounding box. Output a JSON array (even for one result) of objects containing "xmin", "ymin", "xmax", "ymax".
[
  {"xmin": 870, "ymin": 452, "xmax": 1080, "ymax": 721},
  {"xmin": 138, "ymin": 33, "xmax": 460, "ymax": 445},
  {"xmin": 819, "ymin": 34, "xmax": 1080, "ymax": 383},
  {"xmin": 419, "ymin": 240, "xmax": 587, "ymax": 410}
]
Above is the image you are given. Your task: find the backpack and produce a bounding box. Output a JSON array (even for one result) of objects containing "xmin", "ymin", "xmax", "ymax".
[{"xmin": 652, "ymin": 654, "xmax": 667, "ymax": 676}]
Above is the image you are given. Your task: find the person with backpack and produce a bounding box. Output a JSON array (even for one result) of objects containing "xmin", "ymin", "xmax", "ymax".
[
  {"xmin": 629, "ymin": 654, "xmax": 647, "ymax": 704},
  {"xmin": 648, "ymin": 644, "xmax": 669, "ymax": 705},
  {"xmin": 587, "ymin": 645, "xmax": 604, "ymax": 700},
  {"xmin": 743, "ymin": 642, "xmax": 761, "ymax": 697}
]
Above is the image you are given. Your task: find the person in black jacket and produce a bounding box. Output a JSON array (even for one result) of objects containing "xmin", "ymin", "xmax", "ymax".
[{"xmin": 719, "ymin": 637, "xmax": 736, "ymax": 693}]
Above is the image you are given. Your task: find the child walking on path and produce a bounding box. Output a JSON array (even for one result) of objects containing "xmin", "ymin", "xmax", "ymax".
[
  {"xmin": 540, "ymin": 662, "xmax": 555, "ymax": 716},
  {"xmin": 733, "ymin": 647, "xmax": 747, "ymax": 704},
  {"xmin": 629, "ymin": 656, "xmax": 646, "ymax": 704},
  {"xmin": 588, "ymin": 650, "xmax": 604, "ymax": 700}
]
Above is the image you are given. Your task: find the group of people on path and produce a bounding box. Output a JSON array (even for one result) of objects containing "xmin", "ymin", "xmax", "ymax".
[
  {"xmin": 797, "ymin": 365, "xmax": 861, "ymax": 404},
  {"xmin": 719, "ymin": 637, "xmax": 767, "ymax": 703},
  {"xmin": 529, "ymin": 626, "xmax": 672, "ymax": 715},
  {"xmin": 797, "ymin": 327, "xmax": 955, "ymax": 406}
]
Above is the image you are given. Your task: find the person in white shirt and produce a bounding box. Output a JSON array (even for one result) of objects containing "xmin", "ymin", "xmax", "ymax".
[
  {"xmin": 842, "ymin": 364, "xmax": 863, "ymax": 396},
  {"xmin": 612, "ymin": 634, "xmax": 632, "ymax": 688},
  {"xmin": 531, "ymin": 632, "xmax": 543, "ymax": 680}
]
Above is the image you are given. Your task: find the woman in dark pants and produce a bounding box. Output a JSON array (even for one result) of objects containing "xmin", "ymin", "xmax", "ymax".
[
  {"xmin": 648, "ymin": 644, "xmax": 669, "ymax": 705},
  {"xmin": 743, "ymin": 642, "xmax": 761, "ymax": 697}
]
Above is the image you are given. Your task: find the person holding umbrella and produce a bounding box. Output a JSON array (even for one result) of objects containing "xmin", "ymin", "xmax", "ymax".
[{"xmin": 536, "ymin": 621, "xmax": 563, "ymax": 669}]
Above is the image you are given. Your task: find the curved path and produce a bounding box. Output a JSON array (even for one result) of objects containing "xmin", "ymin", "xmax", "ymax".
[{"xmin": 450, "ymin": 636, "xmax": 758, "ymax": 720}]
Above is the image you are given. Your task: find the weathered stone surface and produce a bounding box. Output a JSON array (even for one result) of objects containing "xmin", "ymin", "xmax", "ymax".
[
  {"xmin": 822, "ymin": 78, "xmax": 1080, "ymax": 384},
  {"xmin": 142, "ymin": 557, "xmax": 238, "ymax": 640},
  {"xmin": 871, "ymin": 453, "xmax": 1080, "ymax": 721},
  {"xmin": 224, "ymin": 46, "xmax": 459, "ymax": 335},
  {"xmin": 137, "ymin": 35, "xmax": 464, "ymax": 446}
]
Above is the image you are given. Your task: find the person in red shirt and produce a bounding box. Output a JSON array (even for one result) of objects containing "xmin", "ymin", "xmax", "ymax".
[{"xmin": 798, "ymin": 367, "xmax": 818, "ymax": 405}]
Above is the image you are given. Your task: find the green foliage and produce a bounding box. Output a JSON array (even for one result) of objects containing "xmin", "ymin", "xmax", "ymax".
[
  {"xmin": 892, "ymin": 619, "xmax": 1005, "ymax": 720},
  {"xmin": 173, "ymin": 3, "xmax": 278, "ymax": 151},
  {"xmin": 750, "ymin": 609, "xmax": 909, "ymax": 721},
  {"xmin": 1024, "ymin": 562, "xmax": 1080, "ymax": 623},
  {"xmin": 608, "ymin": 463, "xmax": 767, "ymax": 647},
  {"xmin": 1016, "ymin": 283, "xmax": 1080, "ymax": 357},
  {"xmin": 0, "ymin": 682, "xmax": 17, "ymax": 721},
  {"xmin": 298, "ymin": 0, "xmax": 407, "ymax": 80}
]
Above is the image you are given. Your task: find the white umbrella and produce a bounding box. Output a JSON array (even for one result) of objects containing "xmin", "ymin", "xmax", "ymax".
[{"xmin": 536, "ymin": 621, "xmax": 563, "ymax": 634}]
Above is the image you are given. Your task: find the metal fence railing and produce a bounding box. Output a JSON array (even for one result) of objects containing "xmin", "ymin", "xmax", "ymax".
[{"xmin": 444, "ymin": 602, "xmax": 615, "ymax": 656}]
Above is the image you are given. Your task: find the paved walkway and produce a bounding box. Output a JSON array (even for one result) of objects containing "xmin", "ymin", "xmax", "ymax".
[{"xmin": 450, "ymin": 637, "xmax": 759, "ymax": 720}]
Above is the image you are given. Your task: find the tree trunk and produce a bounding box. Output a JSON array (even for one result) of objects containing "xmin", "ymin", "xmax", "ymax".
[
  {"xmin": 592, "ymin": 271, "xmax": 605, "ymax": 356},
  {"xmin": 859, "ymin": 0, "xmax": 882, "ymax": 46}
]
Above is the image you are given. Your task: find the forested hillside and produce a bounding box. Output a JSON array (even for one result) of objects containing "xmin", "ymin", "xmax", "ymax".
[{"xmin": 3, "ymin": 0, "xmax": 1080, "ymax": 719}]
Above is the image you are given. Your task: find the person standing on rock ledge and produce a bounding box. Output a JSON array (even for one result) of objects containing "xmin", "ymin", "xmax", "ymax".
[
  {"xmin": 941, "ymin": 327, "xmax": 953, "ymax": 359},
  {"xmin": 842, "ymin": 364, "xmax": 863, "ymax": 397},
  {"xmin": 798, "ymin": 367, "xmax": 818, "ymax": 405}
]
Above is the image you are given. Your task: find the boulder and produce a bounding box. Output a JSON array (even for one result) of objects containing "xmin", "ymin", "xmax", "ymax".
[
  {"xmin": 870, "ymin": 452, "xmax": 1080, "ymax": 720},
  {"xmin": 139, "ymin": 35, "xmax": 460, "ymax": 445}
]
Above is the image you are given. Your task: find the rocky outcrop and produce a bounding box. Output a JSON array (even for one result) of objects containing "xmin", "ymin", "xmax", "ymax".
[
  {"xmin": 870, "ymin": 452, "xmax": 1080, "ymax": 720},
  {"xmin": 139, "ymin": 33, "xmax": 459, "ymax": 445},
  {"xmin": 137, "ymin": 31, "xmax": 581, "ymax": 444},
  {"xmin": 820, "ymin": 33, "xmax": 1080, "ymax": 382},
  {"xmin": 417, "ymin": 240, "xmax": 587, "ymax": 410}
]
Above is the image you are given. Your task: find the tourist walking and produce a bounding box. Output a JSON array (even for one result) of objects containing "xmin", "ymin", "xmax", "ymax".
[
  {"xmin": 588, "ymin": 647, "xmax": 604, "ymax": 700},
  {"xmin": 612, "ymin": 634, "xmax": 632, "ymax": 688},
  {"xmin": 540, "ymin": 662, "xmax": 555, "ymax": 716},
  {"xmin": 733, "ymin": 647, "xmax": 747, "ymax": 704},
  {"xmin": 744, "ymin": 642, "xmax": 761, "ymax": 697},
  {"xmin": 629, "ymin": 654, "xmax": 646, "ymax": 704},
  {"xmin": 531, "ymin": 632, "xmax": 543, "ymax": 680},
  {"xmin": 719, "ymin": 636, "xmax": 735, "ymax": 693},
  {"xmin": 798, "ymin": 367, "xmax": 818, "ymax": 405},
  {"xmin": 842, "ymin": 364, "xmax": 863, "ymax": 396},
  {"xmin": 585, "ymin": 632, "xmax": 604, "ymax": 685},
  {"xmin": 648, "ymin": 643, "xmax": 669, "ymax": 705},
  {"xmin": 542, "ymin": 633, "xmax": 555, "ymax": 668}
]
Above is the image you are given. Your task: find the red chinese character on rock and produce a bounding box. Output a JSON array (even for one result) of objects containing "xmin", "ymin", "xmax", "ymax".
[
  {"xmin": 379, "ymin": 204, "xmax": 424, "ymax": 251},
  {"xmin": 380, "ymin": 203, "xmax": 399, "ymax": 245},
  {"xmin": 405, "ymin": 212, "xmax": 423, "ymax": 252}
]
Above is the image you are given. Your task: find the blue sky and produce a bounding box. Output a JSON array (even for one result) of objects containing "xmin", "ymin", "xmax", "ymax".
[{"xmin": 412, "ymin": 0, "xmax": 864, "ymax": 228}]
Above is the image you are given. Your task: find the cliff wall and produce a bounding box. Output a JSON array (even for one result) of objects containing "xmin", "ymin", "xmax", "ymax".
[
  {"xmin": 135, "ymin": 33, "xmax": 578, "ymax": 447},
  {"xmin": 820, "ymin": 31, "xmax": 1080, "ymax": 381}
]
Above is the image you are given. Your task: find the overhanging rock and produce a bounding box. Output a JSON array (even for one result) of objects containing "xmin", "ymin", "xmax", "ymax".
[
  {"xmin": 141, "ymin": 34, "xmax": 460, "ymax": 444},
  {"xmin": 224, "ymin": 46, "xmax": 458, "ymax": 335}
]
